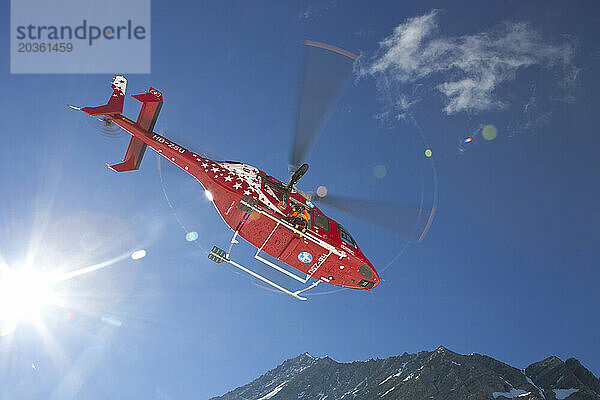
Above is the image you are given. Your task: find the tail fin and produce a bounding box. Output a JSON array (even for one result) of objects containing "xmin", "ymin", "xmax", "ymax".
[
  {"xmin": 81, "ymin": 76, "xmax": 127, "ymax": 116},
  {"xmin": 108, "ymin": 87, "xmax": 163, "ymax": 173}
]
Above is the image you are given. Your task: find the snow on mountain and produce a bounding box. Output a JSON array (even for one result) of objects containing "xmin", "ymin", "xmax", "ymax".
[{"xmin": 211, "ymin": 347, "xmax": 599, "ymax": 400}]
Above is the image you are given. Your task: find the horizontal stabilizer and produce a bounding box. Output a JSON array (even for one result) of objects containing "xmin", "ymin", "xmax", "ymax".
[
  {"xmin": 132, "ymin": 87, "xmax": 162, "ymax": 103},
  {"xmin": 106, "ymin": 86, "xmax": 164, "ymax": 172},
  {"xmin": 132, "ymin": 87, "xmax": 163, "ymax": 132},
  {"xmin": 81, "ymin": 76, "xmax": 127, "ymax": 116},
  {"xmin": 109, "ymin": 136, "xmax": 147, "ymax": 173}
]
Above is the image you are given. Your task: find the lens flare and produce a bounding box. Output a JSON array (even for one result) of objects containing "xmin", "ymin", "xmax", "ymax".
[
  {"xmin": 249, "ymin": 212, "xmax": 261, "ymax": 221},
  {"xmin": 482, "ymin": 125, "xmax": 497, "ymax": 140},
  {"xmin": 316, "ymin": 186, "xmax": 328, "ymax": 198},
  {"xmin": 101, "ymin": 315, "xmax": 122, "ymax": 327},
  {"xmin": 373, "ymin": 164, "xmax": 387, "ymax": 178},
  {"xmin": 185, "ymin": 231, "xmax": 199, "ymax": 242},
  {"xmin": 131, "ymin": 249, "xmax": 147, "ymax": 260}
]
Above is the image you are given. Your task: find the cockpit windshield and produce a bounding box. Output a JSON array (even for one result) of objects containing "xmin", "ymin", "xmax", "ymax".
[
  {"xmin": 338, "ymin": 225, "xmax": 357, "ymax": 249},
  {"xmin": 263, "ymin": 179, "xmax": 287, "ymax": 204}
]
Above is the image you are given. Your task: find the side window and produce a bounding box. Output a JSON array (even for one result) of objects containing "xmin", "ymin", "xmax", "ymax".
[
  {"xmin": 312, "ymin": 210, "xmax": 329, "ymax": 231},
  {"xmin": 263, "ymin": 181, "xmax": 286, "ymax": 205},
  {"xmin": 338, "ymin": 225, "xmax": 357, "ymax": 249}
]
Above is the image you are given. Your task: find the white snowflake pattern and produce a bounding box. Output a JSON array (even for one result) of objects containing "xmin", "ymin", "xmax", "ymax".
[{"xmin": 215, "ymin": 162, "xmax": 284, "ymax": 215}]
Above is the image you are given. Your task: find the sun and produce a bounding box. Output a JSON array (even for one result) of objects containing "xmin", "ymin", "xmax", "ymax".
[
  {"xmin": 0, "ymin": 249, "xmax": 143, "ymax": 336},
  {"xmin": 0, "ymin": 267, "xmax": 59, "ymax": 335}
]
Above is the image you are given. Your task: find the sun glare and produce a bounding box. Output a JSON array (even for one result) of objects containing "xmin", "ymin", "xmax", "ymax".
[
  {"xmin": 0, "ymin": 268, "xmax": 59, "ymax": 334},
  {"xmin": 0, "ymin": 248, "xmax": 142, "ymax": 337}
]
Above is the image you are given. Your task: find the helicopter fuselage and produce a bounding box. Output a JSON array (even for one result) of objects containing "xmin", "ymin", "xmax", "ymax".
[{"xmin": 109, "ymin": 114, "xmax": 380, "ymax": 290}]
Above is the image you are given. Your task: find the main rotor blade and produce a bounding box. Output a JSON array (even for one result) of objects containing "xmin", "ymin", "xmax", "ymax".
[
  {"xmin": 290, "ymin": 41, "xmax": 357, "ymax": 170},
  {"xmin": 316, "ymin": 195, "xmax": 436, "ymax": 243}
]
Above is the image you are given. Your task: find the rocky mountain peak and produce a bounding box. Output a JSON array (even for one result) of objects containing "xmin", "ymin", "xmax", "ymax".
[{"xmin": 211, "ymin": 349, "xmax": 599, "ymax": 400}]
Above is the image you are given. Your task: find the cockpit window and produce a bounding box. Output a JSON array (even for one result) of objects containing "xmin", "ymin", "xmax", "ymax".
[
  {"xmin": 338, "ymin": 225, "xmax": 357, "ymax": 249},
  {"xmin": 358, "ymin": 264, "xmax": 371, "ymax": 279},
  {"xmin": 312, "ymin": 210, "xmax": 329, "ymax": 231},
  {"xmin": 263, "ymin": 180, "xmax": 286, "ymax": 204}
]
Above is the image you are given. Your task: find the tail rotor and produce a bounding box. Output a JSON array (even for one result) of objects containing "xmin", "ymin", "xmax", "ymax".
[{"xmin": 86, "ymin": 116, "xmax": 125, "ymax": 138}]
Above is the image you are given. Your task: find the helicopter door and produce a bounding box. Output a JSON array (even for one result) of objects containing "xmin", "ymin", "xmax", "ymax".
[
  {"xmin": 310, "ymin": 209, "xmax": 330, "ymax": 240},
  {"xmin": 288, "ymin": 198, "xmax": 311, "ymax": 230}
]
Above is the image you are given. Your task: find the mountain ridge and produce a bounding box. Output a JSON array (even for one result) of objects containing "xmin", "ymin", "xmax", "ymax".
[{"xmin": 210, "ymin": 347, "xmax": 599, "ymax": 400}]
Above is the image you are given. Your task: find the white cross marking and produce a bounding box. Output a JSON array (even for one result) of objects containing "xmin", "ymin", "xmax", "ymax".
[{"xmin": 298, "ymin": 253, "xmax": 312, "ymax": 263}]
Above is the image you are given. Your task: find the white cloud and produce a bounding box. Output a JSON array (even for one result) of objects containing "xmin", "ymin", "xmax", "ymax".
[
  {"xmin": 362, "ymin": 10, "xmax": 577, "ymax": 115},
  {"xmin": 298, "ymin": 1, "xmax": 339, "ymax": 20}
]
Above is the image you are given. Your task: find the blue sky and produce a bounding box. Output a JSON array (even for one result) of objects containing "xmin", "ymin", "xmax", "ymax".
[{"xmin": 1, "ymin": 1, "xmax": 599, "ymax": 399}]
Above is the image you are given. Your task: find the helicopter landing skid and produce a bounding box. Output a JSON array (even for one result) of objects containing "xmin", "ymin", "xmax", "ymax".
[{"xmin": 208, "ymin": 231, "xmax": 321, "ymax": 301}]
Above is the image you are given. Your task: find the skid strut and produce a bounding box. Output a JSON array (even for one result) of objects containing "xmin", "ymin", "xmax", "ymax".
[
  {"xmin": 254, "ymin": 221, "xmax": 332, "ymax": 284},
  {"xmin": 208, "ymin": 221, "xmax": 324, "ymax": 300},
  {"xmin": 207, "ymin": 196, "xmax": 337, "ymax": 300},
  {"xmin": 208, "ymin": 245, "xmax": 319, "ymax": 301}
]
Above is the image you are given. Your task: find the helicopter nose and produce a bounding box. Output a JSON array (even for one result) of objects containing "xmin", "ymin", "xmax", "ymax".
[
  {"xmin": 357, "ymin": 263, "xmax": 379, "ymax": 289},
  {"xmin": 371, "ymin": 273, "xmax": 380, "ymax": 288},
  {"xmin": 369, "ymin": 271, "xmax": 380, "ymax": 288}
]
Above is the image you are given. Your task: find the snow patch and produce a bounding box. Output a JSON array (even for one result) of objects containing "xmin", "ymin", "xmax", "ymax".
[
  {"xmin": 257, "ymin": 381, "xmax": 287, "ymax": 400},
  {"xmin": 402, "ymin": 372, "xmax": 415, "ymax": 382},
  {"xmin": 379, "ymin": 375, "xmax": 394, "ymax": 386},
  {"xmin": 380, "ymin": 386, "xmax": 396, "ymax": 397},
  {"xmin": 340, "ymin": 378, "xmax": 367, "ymax": 399},
  {"xmin": 492, "ymin": 389, "xmax": 530, "ymax": 399},
  {"xmin": 552, "ymin": 389, "xmax": 579, "ymax": 400},
  {"xmin": 524, "ymin": 372, "xmax": 546, "ymax": 400},
  {"xmin": 394, "ymin": 362, "xmax": 408, "ymax": 377}
]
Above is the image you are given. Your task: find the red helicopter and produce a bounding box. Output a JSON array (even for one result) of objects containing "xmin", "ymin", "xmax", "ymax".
[{"xmin": 73, "ymin": 41, "xmax": 434, "ymax": 300}]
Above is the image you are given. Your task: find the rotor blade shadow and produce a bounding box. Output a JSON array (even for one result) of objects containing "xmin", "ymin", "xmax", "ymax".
[
  {"xmin": 316, "ymin": 195, "xmax": 436, "ymax": 242},
  {"xmin": 290, "ymin": 41, "xmax": 357, "ymax": 170}
]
